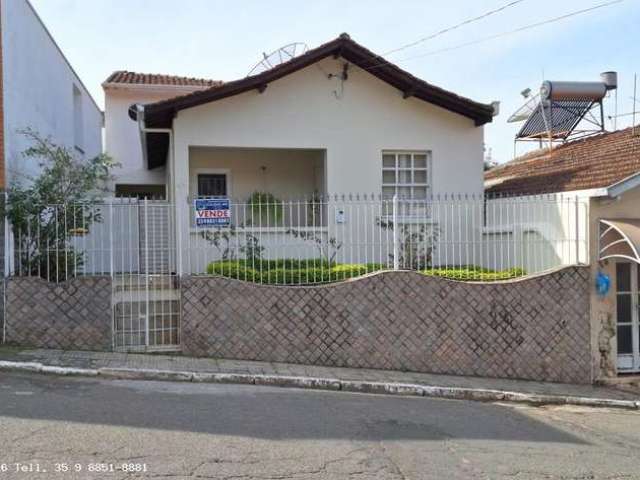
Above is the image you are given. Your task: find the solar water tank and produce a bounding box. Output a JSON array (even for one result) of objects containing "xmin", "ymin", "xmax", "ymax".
[{"xmin": 540, "ymin": 81, "xmax": 607, "ymax": 101}]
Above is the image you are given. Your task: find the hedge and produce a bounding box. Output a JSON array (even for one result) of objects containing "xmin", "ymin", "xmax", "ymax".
[
  {"xmin": 421, "ymin": 267, "xmax": 525, "ymax": 281},
  {"xmin": 206, "ymin": 259, "xmax": 525, "ymax": 284}
]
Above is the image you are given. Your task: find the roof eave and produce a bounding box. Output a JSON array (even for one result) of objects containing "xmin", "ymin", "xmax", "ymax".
[
  {"xmin": 605, "ymin": 171, "xmax": 640, "ymax": 198},
  {"xmin": 103, "ymin": 82, "xmax": 213, "ymax": 94},
  {"xmin": 133, "ymin": 36, "xmax": 494, "ymax": 128}
]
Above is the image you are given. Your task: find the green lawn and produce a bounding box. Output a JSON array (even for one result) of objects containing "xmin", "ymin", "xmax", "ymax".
[{"xmin": 207, "ymin": 259, "xmax": 525, "ymax": 284}]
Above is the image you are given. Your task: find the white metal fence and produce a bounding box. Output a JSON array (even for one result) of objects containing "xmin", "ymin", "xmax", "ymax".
[
  {"xmin": 6, "ymin": 193, "xmax": 589, "ymax": 286},
  {"xmin": 182, "ymin": 193, "xmax": 588, "ymax": 283},
  {"xmin": 6, "ymin": 198, "xmax": 180, "ymax": 351}
]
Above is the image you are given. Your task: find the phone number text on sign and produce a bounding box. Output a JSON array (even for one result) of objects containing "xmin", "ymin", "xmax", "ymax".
[
  {"xmin": 195, "ymin": 199, "xmax": 231, "ymax": 226},
  {"xmin": 0, "ymin": 462, "xmax": 148, "ymax": 474}
]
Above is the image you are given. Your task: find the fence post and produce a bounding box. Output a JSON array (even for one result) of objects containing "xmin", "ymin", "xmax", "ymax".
[
  {"xmin": 109, "ymin": 203, "xmax": 114, "ymax": 277},
  {"xmin": 575, "ymin": 196, "xmax": 580, "ymax": 265},
  {"xmin": 392, "ymin": 194, "xmax": 399, "ymax": 271},
  {"xmin": 144, "ymin": 197, "xmax": 150, "ymax": 348}
]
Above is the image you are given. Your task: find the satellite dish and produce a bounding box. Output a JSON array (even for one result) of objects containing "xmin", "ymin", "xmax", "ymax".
[
  {"xmin": 247, "ymin": 43, "xmax": 309, "ymax": 77},
  {"xmin": 507, "ymin": 93, "xmax": 540, "ymax": 123}
]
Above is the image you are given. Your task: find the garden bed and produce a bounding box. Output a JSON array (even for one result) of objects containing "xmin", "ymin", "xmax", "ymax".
[{"xmin": 206, "ymin": 259, "xmax": 525, "ymax": 284}]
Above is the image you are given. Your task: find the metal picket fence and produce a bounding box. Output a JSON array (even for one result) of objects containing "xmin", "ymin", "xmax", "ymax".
[
  {"xmin": 6, "ymin": 198, "xmax": 179, "ymax": 351},
  {"xmin": 6, "ymin": 193, "xmax": 589, "ymax": 285},
  {"xmin": 3, "ymin": 193, "xmax": 589, "ymax": 349},
  {"xmin": 183, "ymin": 193, "xmax": 589, "ymax": 284}
]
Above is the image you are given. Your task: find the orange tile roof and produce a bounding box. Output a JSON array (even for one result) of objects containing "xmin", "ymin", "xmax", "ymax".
[
  {"xmin": 104, "ymin": 71, "xmax": 223, "ymax": 88},
  {"xmin": 485, "ymin": 126, "xmax": 640, "ymax": 195}
]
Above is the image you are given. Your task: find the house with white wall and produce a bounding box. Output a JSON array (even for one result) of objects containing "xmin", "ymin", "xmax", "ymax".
[
  {"xmin": 485, "ymin": 125, "xmax": 640, "ymax": 379},
  {"xmin": 0, "ymin": 0, "xmax": 103, "ymax": 190},
  {"xmin": 104, "ymin": 33, "xmax": 496, "ymax": 271},
  {"xmin": 125, "ymin": 34, "xmax": 495, "ymax": 203}
]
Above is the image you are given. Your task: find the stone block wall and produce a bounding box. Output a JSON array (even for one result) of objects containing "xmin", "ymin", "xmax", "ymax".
[
  {"xmin": 182, "ymin": 267, "xmax": 592, "ymax": 384},
  {"xmin": 5, "ymin": 276, "xmax": 112, "ymax": 350}
]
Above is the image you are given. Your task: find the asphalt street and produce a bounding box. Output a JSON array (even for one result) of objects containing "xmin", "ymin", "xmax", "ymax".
[{"xmin": 1, "ymin": 372, "xmax": 639, "ymax": 479}]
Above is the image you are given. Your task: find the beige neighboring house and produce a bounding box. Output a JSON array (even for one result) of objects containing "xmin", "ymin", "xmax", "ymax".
[{"xmin": 485, "ymin": 126, "xmax": 640, "ymax": 379}]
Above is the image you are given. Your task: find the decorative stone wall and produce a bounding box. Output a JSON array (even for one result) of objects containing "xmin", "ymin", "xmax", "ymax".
[
  {"xmin": 182, "ymin": 267, "xmax": 592, "ymax": 384},
  {"xmin": 5, "ymin": 276, "xmax": 112, "ymax": 350}
]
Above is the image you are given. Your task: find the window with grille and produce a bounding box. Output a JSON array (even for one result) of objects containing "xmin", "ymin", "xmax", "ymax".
[
  {"xmin": 197, "ymin": 174, "xmax": 227, "ymax": 197},
  {"xmin": 382, "ymin": 151, "xmax": 431, "ymax": 199}
]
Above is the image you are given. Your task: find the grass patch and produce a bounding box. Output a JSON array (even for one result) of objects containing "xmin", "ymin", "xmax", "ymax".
[{"xmin": 206, "ymin": 259, "xmax": 525, "ymax": 284}]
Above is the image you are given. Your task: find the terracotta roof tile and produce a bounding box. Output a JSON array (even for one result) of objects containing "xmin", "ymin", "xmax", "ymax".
[
  {"xmin": 104, "ymin": 71, "xmax": 223, "ymax": 88},
  {"xmin": 485, "ymin": 126, "xmax": 640, "ymax": 195}
]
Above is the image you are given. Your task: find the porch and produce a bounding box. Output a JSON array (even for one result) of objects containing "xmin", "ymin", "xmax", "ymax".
[{"xmin": 188, "ymin": 146, "xmax": 325, "ymax": 213}]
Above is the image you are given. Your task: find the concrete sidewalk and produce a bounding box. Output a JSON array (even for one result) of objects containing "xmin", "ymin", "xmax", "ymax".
[{"xmin": 1, "ymin": 347, "xmax": 639, "ymax": 409}]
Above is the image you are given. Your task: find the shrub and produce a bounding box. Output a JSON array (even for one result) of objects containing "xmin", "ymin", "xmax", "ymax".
[
  {"xmin": 421, "ymin": 267, "xmax": 525, "ymax": 281},
  {"xmin": 205, "ymin": 259, "xmax": 525, "ymax": 285},
  {"xmin": 206, "ymin": 259, "xmax": 381, "ymax": 284},
  {"xmin": 247, "ymin": 191, "xmax": 283, "ymax": 226}
]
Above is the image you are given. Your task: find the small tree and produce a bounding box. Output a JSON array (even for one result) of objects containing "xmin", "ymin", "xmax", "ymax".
[
  {"xmin": 6, "ymin": 129, "xmax": 117, "ymax": 281},
  {"xmin": 240, "ymin": 233, "xmax": 265, "ymax": 263},
  {"xmin": 199, "ymin": 224, "xmax": 238, "ymax": 260},
  {"xmin": 286, "ymin": 228, "xmax": 343, "ymax": 264},
  {"xmin": 377, "ymin": 219, "xmax": 439, "ymax": 270},
  {"xmin": 200, "ymin": 224, "xmax": 265, "ymax": 263}
]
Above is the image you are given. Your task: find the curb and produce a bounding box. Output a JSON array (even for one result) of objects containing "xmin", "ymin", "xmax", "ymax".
[{"xmin": 1, "ymin": 360, "xmax": 639, "ymax": 410}]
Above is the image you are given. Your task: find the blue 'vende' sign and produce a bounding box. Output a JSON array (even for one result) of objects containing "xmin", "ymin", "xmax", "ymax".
[{"xmin": 195, "ymin": 199, "xmax": 231, "ymax": 226}]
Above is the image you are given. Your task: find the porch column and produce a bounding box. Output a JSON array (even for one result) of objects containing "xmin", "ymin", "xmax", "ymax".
[{"xmin": 173, "ymin": 139, "xmax": 190, "ymax": 277}]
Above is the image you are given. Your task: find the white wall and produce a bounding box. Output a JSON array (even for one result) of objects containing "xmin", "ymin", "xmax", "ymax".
[
  {"xmin": 483, "ymin": 194, "xmax": 590, "ymax": 274},
  {"xmin": 173, "ymin": 57, "xmax": 484, "ymax": 201},
  {"xmin": 189, "ymin": 146, "xmax": 324, "ymax": 200},
  {"xmin": 1, "ymin": 0, "xmax": 102, "ymax": 186},
  {"xmin": 169, "ymin": 59, "xmax": 485, "ymax": 272},
  {"xmin": 105, "ymin": 88, "xmax": 194, "ymax": 187}
]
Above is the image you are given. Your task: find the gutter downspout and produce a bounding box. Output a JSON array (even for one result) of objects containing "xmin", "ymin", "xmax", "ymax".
[
  {"xmin": 136, "ymin": 104, "xmax": 149, "ymax": 170},
  {"xmin": 135, "ymin": 105, "xmax": 181, "ymax": 276}
]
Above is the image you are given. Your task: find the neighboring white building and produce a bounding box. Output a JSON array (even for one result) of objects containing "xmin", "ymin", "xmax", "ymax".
[
  {"xmin": 0, "ymin": 0, "xmax": 103, "ymax": 188},
  {"xmin": 103, "ymin": 72, "xmax": 222, "ymax": 197}
]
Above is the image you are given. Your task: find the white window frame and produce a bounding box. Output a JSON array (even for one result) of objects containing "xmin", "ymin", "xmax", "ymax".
[{"xmin": 381, "ymin": 150, "xmax": 432, "ymax": 200}]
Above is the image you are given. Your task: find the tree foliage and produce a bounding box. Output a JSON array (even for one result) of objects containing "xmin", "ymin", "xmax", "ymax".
[{"xmin": 6, "ymin": 129, "xmax": 117, "ymax": 280}]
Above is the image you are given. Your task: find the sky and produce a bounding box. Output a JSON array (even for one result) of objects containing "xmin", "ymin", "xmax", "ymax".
[{"xmin": 31, "ymin": 0, "xmax": 640, "ymax": 164}]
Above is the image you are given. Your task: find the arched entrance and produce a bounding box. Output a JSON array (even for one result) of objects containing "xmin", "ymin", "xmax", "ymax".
[{"xmin": 599, "ymin": 219, "xmax": 640, "ymax": 372}]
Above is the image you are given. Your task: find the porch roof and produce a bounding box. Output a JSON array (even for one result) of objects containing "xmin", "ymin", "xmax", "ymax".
[{"xmin": 599, "ymin": 219, "xmax": 640, "ymax": 264}]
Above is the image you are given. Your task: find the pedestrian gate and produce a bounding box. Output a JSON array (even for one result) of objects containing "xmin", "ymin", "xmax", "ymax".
[{"xmin": 111, "ymin": 201, "xmax": 180, "ymax": 351}]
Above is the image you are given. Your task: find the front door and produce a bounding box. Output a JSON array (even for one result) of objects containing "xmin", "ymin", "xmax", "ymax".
[{"xmin": 616, "ymin": 262, "xmax": 640, "ymax": 372}]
